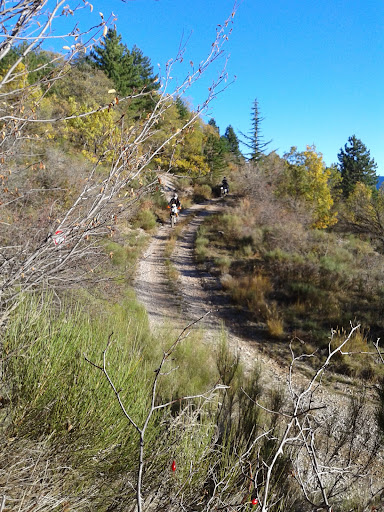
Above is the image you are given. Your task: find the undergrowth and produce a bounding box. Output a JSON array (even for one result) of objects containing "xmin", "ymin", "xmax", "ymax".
[
  {"xmin": 195, "ymin": 195, "xmax": 384, "ymax": 379},
  {"xmin": 0, "ymin": 292, "xmax": 224, "ymax": 509}
]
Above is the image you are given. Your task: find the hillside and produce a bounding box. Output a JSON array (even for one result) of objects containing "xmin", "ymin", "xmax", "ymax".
[{"xmin": 1, "ymin": 4, "xmax": 384, "ymax": 512}]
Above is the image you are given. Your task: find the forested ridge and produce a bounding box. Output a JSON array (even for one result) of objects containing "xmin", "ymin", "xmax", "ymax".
[{"xmin": 1, "ymin": 3, "xmax": 384, "ymax": 511}]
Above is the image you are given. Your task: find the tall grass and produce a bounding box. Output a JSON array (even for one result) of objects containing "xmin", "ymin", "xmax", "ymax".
[
  {"xmin": 4, "ymin": 294, "xmax": 153, "ymax": 460},
  {"xmin": 2, "ymin": 292, "xmax": 222, "ymax": 503}
]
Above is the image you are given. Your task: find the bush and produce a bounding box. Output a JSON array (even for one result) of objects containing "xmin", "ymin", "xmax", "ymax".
[
  {"xmin": 193, "ymin": 183, "xmax": 212, "ymax": 201},
  {"xmin": 195, "ymin": 234, "xmax": 210, "ymax": 262},
  {"xmin": 214, "ymin": 255, "xmax": 232, "ymax": 273},
  {"xmin": 224, "ymin": 274, "xmax": 272, "ymax": 320},
  {"xmin": 134, "ymin": 209, "xmax": 157, "ymax": 231}
]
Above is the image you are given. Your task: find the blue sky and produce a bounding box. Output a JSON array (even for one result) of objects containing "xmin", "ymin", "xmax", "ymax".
[{"xmin": 53, "ymin": 0, "xmax": 383, "ymax": 172}]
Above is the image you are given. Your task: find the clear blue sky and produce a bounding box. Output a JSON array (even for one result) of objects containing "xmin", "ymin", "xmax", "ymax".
[{"xmin": 53, "ymin": 0, "xmax": 384, "ymax": 173}]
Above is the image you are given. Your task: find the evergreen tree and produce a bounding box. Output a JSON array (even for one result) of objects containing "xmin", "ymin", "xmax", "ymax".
[
  {"xmin": 204, "ymin": 132, "xmax": 227, "ymax": 174},
  {"xmin": 241, "ymin": 98, "xmax": 270, "ymax": 161},
  {"xmin": 131, "ymin": 45, "xmax": 159, "ymax": 92},
  {"xmin": 175, "ymin": 96, "xmax": 189, "ymax": 120},
  {"xmin": 222, "ymin": 125, "xmax": 241, "ymax": 159},
  {"xmin": 90, "ymin": 29, "xmax": 130, "ymax": 94},
  {"xmin": 337, "ymin": 135, "xmax": 378, "ymax": 197},
  {"xmin": 208, "ymin": 118, "xmax": 220, "ymax": 134},
  {"xmin": 90, "ymin": 29, "xmax": 158, "ymax": 98}
]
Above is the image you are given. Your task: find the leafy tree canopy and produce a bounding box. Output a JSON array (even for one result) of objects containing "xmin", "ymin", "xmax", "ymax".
[
  {"xmin": 279, "ymin": 145, "xmax": 337, "ymax": 229},
  {"xmin": 341, "ymin": 182, "xmax": 384, "ymax": 251}
]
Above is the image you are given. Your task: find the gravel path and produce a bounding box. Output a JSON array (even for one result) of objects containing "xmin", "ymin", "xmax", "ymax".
[
  {"xmin": 134, "ymin": 197, "xmax": 382, "ymax": 400},
  {"xmin": 135, "ymin": 199, "xmax": 301, "ymax": 387}
]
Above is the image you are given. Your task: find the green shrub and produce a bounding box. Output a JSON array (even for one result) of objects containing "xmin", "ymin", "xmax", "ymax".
[
  {"xmin": 219, "ymin": 213, "xmax": 243, "ymax": 239},
  {"xmin": 214, "ymin": 255, "xmax": 232, "ymax": 273},
  {"xmin": 195, "ymin": 244, "xmax": 208, "ymax": 262},
  {"xmin": 193, "ymin": 184, "xmax": 212, "ymax": 201},
  {"xmin": 195, "ymin": 236, "xmax": 210, "ymax": 248},
  {"xmin": 134, "ymin": 208, "xmax": 157, "ymax": 231},
  {"xmin": 195, "ymin": 234, "xmax": 210, "ymax": 262}
]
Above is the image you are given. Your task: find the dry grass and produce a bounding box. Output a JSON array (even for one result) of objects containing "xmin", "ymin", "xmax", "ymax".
[
  {"xmin": 266, "ymin": 303, "xmax": 284, "ymax": 338},
  {"xmin": 329, "ymin": 327, "xmax": 381, "ymax": 379},
  {"xmin": 193, "ymin": 183, "xmax": 212, "ymax": 201},
  {"xmin": 223, "ymin": 273, "xmax": 272, "ymax": 320}
]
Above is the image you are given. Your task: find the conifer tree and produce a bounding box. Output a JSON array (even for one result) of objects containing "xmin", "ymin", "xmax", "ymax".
[
  {"xmin": 131, "ymin": 45, "xmax": 158, "ymax": 92},
  {"xmin": 90, "ymin": 29, "xmax": 131, "ymax": 94},
  {"xmin": 90, "ymin": 29, "xmax": 158, "ymax": 98},
  {"xmin": 337, "ymin": 135, "xmax": 378, "ymax": 197},
  {"xmin": 175, "ymin": 96, "xmax": 189, "ymax": 120},
  {"xmin": 208, "ymin": 118, "xmax": 220, "ymax": 134},
  {"xmin": 241, "ymin": 98, "xmax": 270, "ymax": 161},
  {"xmin": 204, "ymin": 132, "xmax": 227, "ymax": 174},
  {"xmin": 222, "ymin": 124, "xmax": 241, "ymax": 159}
]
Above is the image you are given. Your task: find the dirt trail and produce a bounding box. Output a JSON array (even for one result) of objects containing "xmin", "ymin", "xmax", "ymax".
[
  {"xmin": 135, "ymin": 199, "xmax": 295, "ymax": 388},
  {"xmin": 134, "ymin": 197, "xmax": 378, "ymax": 397}
]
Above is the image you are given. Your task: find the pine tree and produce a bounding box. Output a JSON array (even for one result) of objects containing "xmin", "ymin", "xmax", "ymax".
[
  {"xmin": 241, "ymin": 98, "xmax": 271, "ymax": 161},
  {"xmin": 131, "ymin": 45, "xmax": 158, "ymax": 92},
  {"xmin": 337, "ymin": 135, "xmax": 378, "ymax": 197},
  {"xmin": 175, "ymin": 96, "xmax": 189, "ymax": 120},
  {"xmin": 208, "ymin": 118, "xmax": 220, "ymax": 134},
  {"xmin": 90, "ymin": 29, "xmax": 158, "ymax": 98},
  {"xmin": 222, "ymin": 125, "xmax": 241, "ymax": 159},
  {"xmin": 204, "ymin": 133, "xmax": 227, "ymax": 174},
  {"xmin": 90, "ymin": 29, "xmax": 129, "ymax": 93}
]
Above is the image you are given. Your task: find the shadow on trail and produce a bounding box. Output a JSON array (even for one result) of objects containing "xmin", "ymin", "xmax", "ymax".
[{"xmin": 173, "ymin": 200, "xmax": 290, "ymax": 363}]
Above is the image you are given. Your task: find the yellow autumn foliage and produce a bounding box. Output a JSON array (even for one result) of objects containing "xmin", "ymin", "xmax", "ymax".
[
  {"xmin": 279, "ymin": 145, "xmax": 338, "ymax": 229},
  {"xmin": 66, "ymin": 97, "xmax": 118, "ymax": 159}
]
